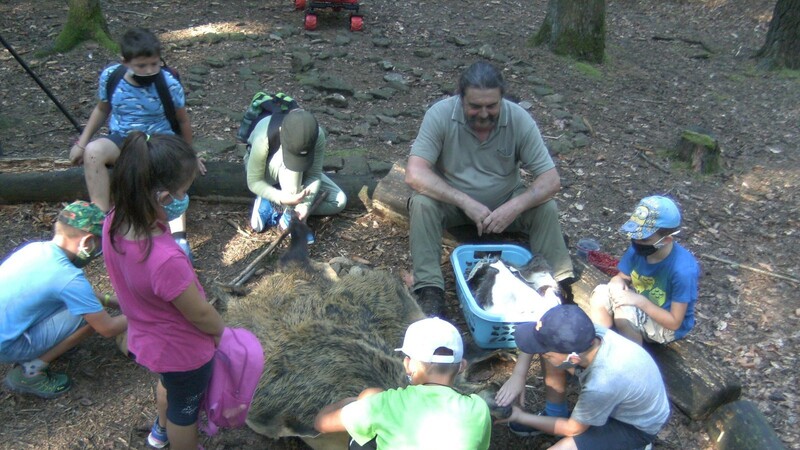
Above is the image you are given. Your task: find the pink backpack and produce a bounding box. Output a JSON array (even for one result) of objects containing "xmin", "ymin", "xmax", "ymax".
[{"xmin": 200, "ymin": 327, "xmax": 265, "ymax": 436}]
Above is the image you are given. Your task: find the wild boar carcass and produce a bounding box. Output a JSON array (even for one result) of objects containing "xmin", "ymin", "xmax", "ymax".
[{"xmin": 223, "ymin": 221, "xmax": 426, "ymax": 449}]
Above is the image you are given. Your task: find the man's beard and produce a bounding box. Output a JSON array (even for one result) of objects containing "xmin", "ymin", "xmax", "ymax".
[{"xmin": 467, "ymin": 115, "xmax": 498, "ymax": 131}]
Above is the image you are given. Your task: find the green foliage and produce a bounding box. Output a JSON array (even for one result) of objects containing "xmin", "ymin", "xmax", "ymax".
[
  {"xmin": 681, "ymin": 130, "xmax": 716, "ymax": 149},
  {"xmin": 573, "ymin": 62, "xmax": 602, "ymax": 79},
  {"xmin": 776, "ymin": 68, "xmax": 800, "ymax": 80}
]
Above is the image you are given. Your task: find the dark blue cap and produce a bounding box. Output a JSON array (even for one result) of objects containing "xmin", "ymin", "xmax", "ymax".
[{"xmin": 514, "ymin": 305, "xmax": 595, "ymax": 354}]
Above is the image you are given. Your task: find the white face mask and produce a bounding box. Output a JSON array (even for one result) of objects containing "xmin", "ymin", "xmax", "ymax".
[
  {"xmin": 553, "ymin": 352, "xmax": 579, "ymax": 370},
  {"xmin": 73, "ymin": 235, "xmax": 100, "ymax": 268}
]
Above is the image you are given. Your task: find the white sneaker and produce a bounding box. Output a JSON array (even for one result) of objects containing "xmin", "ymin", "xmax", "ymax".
[{"xmin": 251, "ymin": 197, "xmax": 275, "ymax": 232}]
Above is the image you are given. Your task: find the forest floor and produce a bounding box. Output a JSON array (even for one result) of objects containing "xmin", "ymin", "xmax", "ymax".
[{"xmin": 0, "ymin": 0, "xmax": 798, "ymax": 449}]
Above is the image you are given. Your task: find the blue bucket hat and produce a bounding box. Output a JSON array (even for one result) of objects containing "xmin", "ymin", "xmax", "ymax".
[{"xmin": 619, "ymin": 196, "xmax": 681, "ymax": 240}]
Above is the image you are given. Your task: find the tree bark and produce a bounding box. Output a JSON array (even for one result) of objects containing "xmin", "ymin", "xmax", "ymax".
[
  {"xmin": 531, "ymin": 0, "xmax": 606, "ymax": 63},
  {"xmin": 756, "ymin": 0, "xmax": 800, "ymax": 70},
  {"xmin": 706, "ymin": 400, "xmax": 786, "ymax": 450},
  {"xmin": 0, "ymin": 161, "xmax": 377, "ymax": 210},
  {"xmin": 47, "ymin": 0, "xmax": 117, "ymax": 55}
]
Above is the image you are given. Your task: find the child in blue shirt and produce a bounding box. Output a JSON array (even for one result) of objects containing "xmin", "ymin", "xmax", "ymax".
[
  {"xmin": 589, "ymin": 195, "xmax": 700, "ymax": 345},
  {"xmin": 69, "ymin": 28, "xmax": 202, "ymax": 258}
]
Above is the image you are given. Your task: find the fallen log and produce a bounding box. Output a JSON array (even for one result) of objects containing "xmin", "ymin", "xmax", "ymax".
[
  {"xmin": 706, "ymin": 400, "xmax": 786, "ymax": 450},
  {"xmin": 0, "ymin": 161, "xmax": 377, "ymax": 210},
  {"xmin": 371, "ymin": 159, "xmax": 412, "ymax": 228}
]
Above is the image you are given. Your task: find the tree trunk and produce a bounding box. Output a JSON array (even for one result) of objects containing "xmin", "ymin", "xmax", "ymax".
[
  {"xmin": 531, "ymin": 0, "xmax": 606, "ymax": 63},
  {"xmin": 47, "ymin": 0, "xmax": 117, "ymax": 54},
  {"xmin": 756, "ymin": 0, "xmax": 800, "ymax": 70}
]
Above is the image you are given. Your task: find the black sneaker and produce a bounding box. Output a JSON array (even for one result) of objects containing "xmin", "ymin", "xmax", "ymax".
[
  {"xmin": 558, "ymin": 276, "xmax": 578, "ymax": 305},
  {"xmin": 415, "ymin": 287, "xmax": 445, "ymax": 317}
]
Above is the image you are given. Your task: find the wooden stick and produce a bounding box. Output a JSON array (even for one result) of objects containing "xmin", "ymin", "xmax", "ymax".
[
  {"xmin": 634, "ymin": 146, "xmax": 671, "ymax": 173},
  {"xmin": 231, "ymin": 191, "xmax": 329, "ymax": 286},
  {"xmin": 699, "ymin": 253, "xmax": 800, "ymax": 285},
  {"xmin": 231, "ymin": 227, "xmax": 290, "ymax": 286}
]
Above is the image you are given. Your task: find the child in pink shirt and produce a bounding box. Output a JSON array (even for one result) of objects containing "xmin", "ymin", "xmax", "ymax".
[{"xmin": 103, "ymin": 132, "xmax": 224, "ymax": 449}]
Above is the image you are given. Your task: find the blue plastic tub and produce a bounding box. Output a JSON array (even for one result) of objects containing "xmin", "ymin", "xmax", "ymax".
[{"xmin": 450, "ymin": 244, "xmax": 535, "ymax": 349}]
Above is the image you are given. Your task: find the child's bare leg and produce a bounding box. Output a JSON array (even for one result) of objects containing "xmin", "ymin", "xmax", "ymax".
[
  {"xmin": 83, "ymin": 138, "xmax": 120, "ymax": 212},
  {"xmin": 38, "ymin": 325, "xmax": 94, "ymax": 364},
  {"xmin": 165, "ymin": 420, "xmax": 198, "ymax": 449},
  {"xmin": 588, "ymin": 285, "xmax": 615, "ymax": 329},
  {"xmin": 542, "ymin": 358, "xmax": 568, "ymax": 405},
  {"xmin": 614, "ymin": 318, "xmax": 644, "ymax": 345},
  {"xmin": 156, "ymin": 380, "xmax": 168, "ymax": 429}
]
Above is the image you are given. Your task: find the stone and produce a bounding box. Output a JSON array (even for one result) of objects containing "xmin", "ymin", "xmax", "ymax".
[
  {"xmin": 291, "ymin": 51, "xmax": 314, "ymax": 73},
  {"xmin": 351, "ymin": 123, "xmax": 370, "ymax": 137},
  {"xmin": 340, "ymin": 155, "xmax": 371, "ymax": 175},
  {"xmin": 372, "ymin": 37, "xmax": 391, "ymax": 48},
  {"xmin": 367, "ymin": 160, "xmax": 393, "ymax": 175},
  {"xmin": 413, "ymin": 49, "xmax": 433, "ymax": 58},
  {"xmin": 572, "ymin": 134, "xmax": 591, "ymax": 148},
  {"xmin": 324, "ymin": 93, "xmax": 348, "ymax": 108},
  {"xmin": 194, "ymin": 136, "xmax": 234, "ymax": 156}
]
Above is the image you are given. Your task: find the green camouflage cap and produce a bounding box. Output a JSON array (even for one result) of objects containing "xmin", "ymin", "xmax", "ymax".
[{"xmin": 57, "ymin": 201, "xmax": 105, "ymax": 236}]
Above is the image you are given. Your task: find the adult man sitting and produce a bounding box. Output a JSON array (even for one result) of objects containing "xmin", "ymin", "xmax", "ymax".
[
  {"xmin": 0, "ymin": 201, "xmax": 127, "ymax": 398},
  {"xmin": 405, "ymin": 61, "xmax": 574, "ymax": 316},
  {"xmin": 314, "ymin": 317, "xmax": 491, "ymax": 449}
]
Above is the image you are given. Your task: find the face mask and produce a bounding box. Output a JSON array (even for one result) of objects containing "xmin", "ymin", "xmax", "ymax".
[
  {"xmin": 632, "ymin": 240, "xmax": 659, "ymax": 257},
  {"xmin": 131, "ymin": 70, "xmax": 160, "ymax": 86},
  {"xmin": 553, "ymin": 352, "xmax": 579, "ymax": 370},
  {"xmin": 73, "ymin": 236, "xmax": 100, "ymax": 268},
  {"xmin": 162, "ymin": 193, "xmax": 190, "ymax": 221},
  {"xmin": 631, "ymin": 230, "xmax": 677, "ymax": 257}
]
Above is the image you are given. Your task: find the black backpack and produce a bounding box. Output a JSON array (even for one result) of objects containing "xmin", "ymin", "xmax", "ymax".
[
  {"xmin": 236, "ymin": 92, "xmax": 299, "ymax": 160},
  {"xmin": 105, "ymin": 59, "xmax": 182, "ymax": 135}
]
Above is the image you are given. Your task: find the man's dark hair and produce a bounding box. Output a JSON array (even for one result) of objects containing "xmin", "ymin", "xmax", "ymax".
[
  {"xmin": 120, "ymin": 28, "xmax": 162, "ymax": 61},
  {"xmin": 458, "ymin": 61, "xmax": 506, "ymax": 97}
]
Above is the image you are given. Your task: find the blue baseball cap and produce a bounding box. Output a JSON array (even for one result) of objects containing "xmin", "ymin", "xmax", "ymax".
[
  {"xmin": 514, "ymin": 305, "xmax": 595, "ymax": 355},
  {"xmin": 619, "ymin": 196, "xmax": 681, "ymax": 240}
]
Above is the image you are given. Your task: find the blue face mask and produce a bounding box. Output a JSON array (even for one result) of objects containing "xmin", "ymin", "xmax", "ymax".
[{"xmin": 162, "ymin": 193, "xmax": 190, "ymax": 221}]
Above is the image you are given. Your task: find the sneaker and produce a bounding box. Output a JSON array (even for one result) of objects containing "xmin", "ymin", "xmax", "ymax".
[
  {"xmin": 4, "ymin": 365, "xmax": 71, "ymax": 399},
  {"xmin": 147, "ymin": 416, "xmax": 169, "ymax": 448},
  {"xmin": 558, "ymin": 276, "xmax": 578, "ymax": 305},
  {"xmin": 175, "ymin": 238, "xmax": 194, "ymax": 264},
  {"xmin": 250, "ymin": 197, "xmax": 279, "ymax": 232},
  {"xmin": 279, "ymin": 208, "xmax": 291, "ymax": 231},
  {"xmin": 415, "ymin": 286, "xmax": 445, "ymax": 317}
]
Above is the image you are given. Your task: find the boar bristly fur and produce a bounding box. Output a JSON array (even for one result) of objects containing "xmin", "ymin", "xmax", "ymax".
[{"xmin": 223, "ymin": 223, "xmax": 425, "ymax": 443}]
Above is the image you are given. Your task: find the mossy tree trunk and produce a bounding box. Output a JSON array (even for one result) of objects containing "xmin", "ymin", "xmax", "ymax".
[
  {"xmin": 531, "ymin": 0, "xmax": 606, "ymax": 63},
  {"xmin": 46, "ymin": 0, "xmax": 117, "ymax": 55},
  {"xmin": 756, "ymin": 0, "xmax": 800, "ymax": 70}
]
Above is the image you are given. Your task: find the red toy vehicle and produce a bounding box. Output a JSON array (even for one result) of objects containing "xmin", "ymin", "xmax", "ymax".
[{"xmin": 295, "ymin": 0, "xmax": 363, "ymax": 32}]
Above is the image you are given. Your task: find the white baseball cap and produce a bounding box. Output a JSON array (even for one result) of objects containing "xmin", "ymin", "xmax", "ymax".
[{"xmin": 395, "ymin": 318, "xmax": 464, "ymax": 364}]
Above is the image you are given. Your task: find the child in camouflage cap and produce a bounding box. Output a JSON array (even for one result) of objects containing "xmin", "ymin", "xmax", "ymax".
[{"xmin": 0, "ymin": 201, "xmax": 127, "ymax": 398}]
